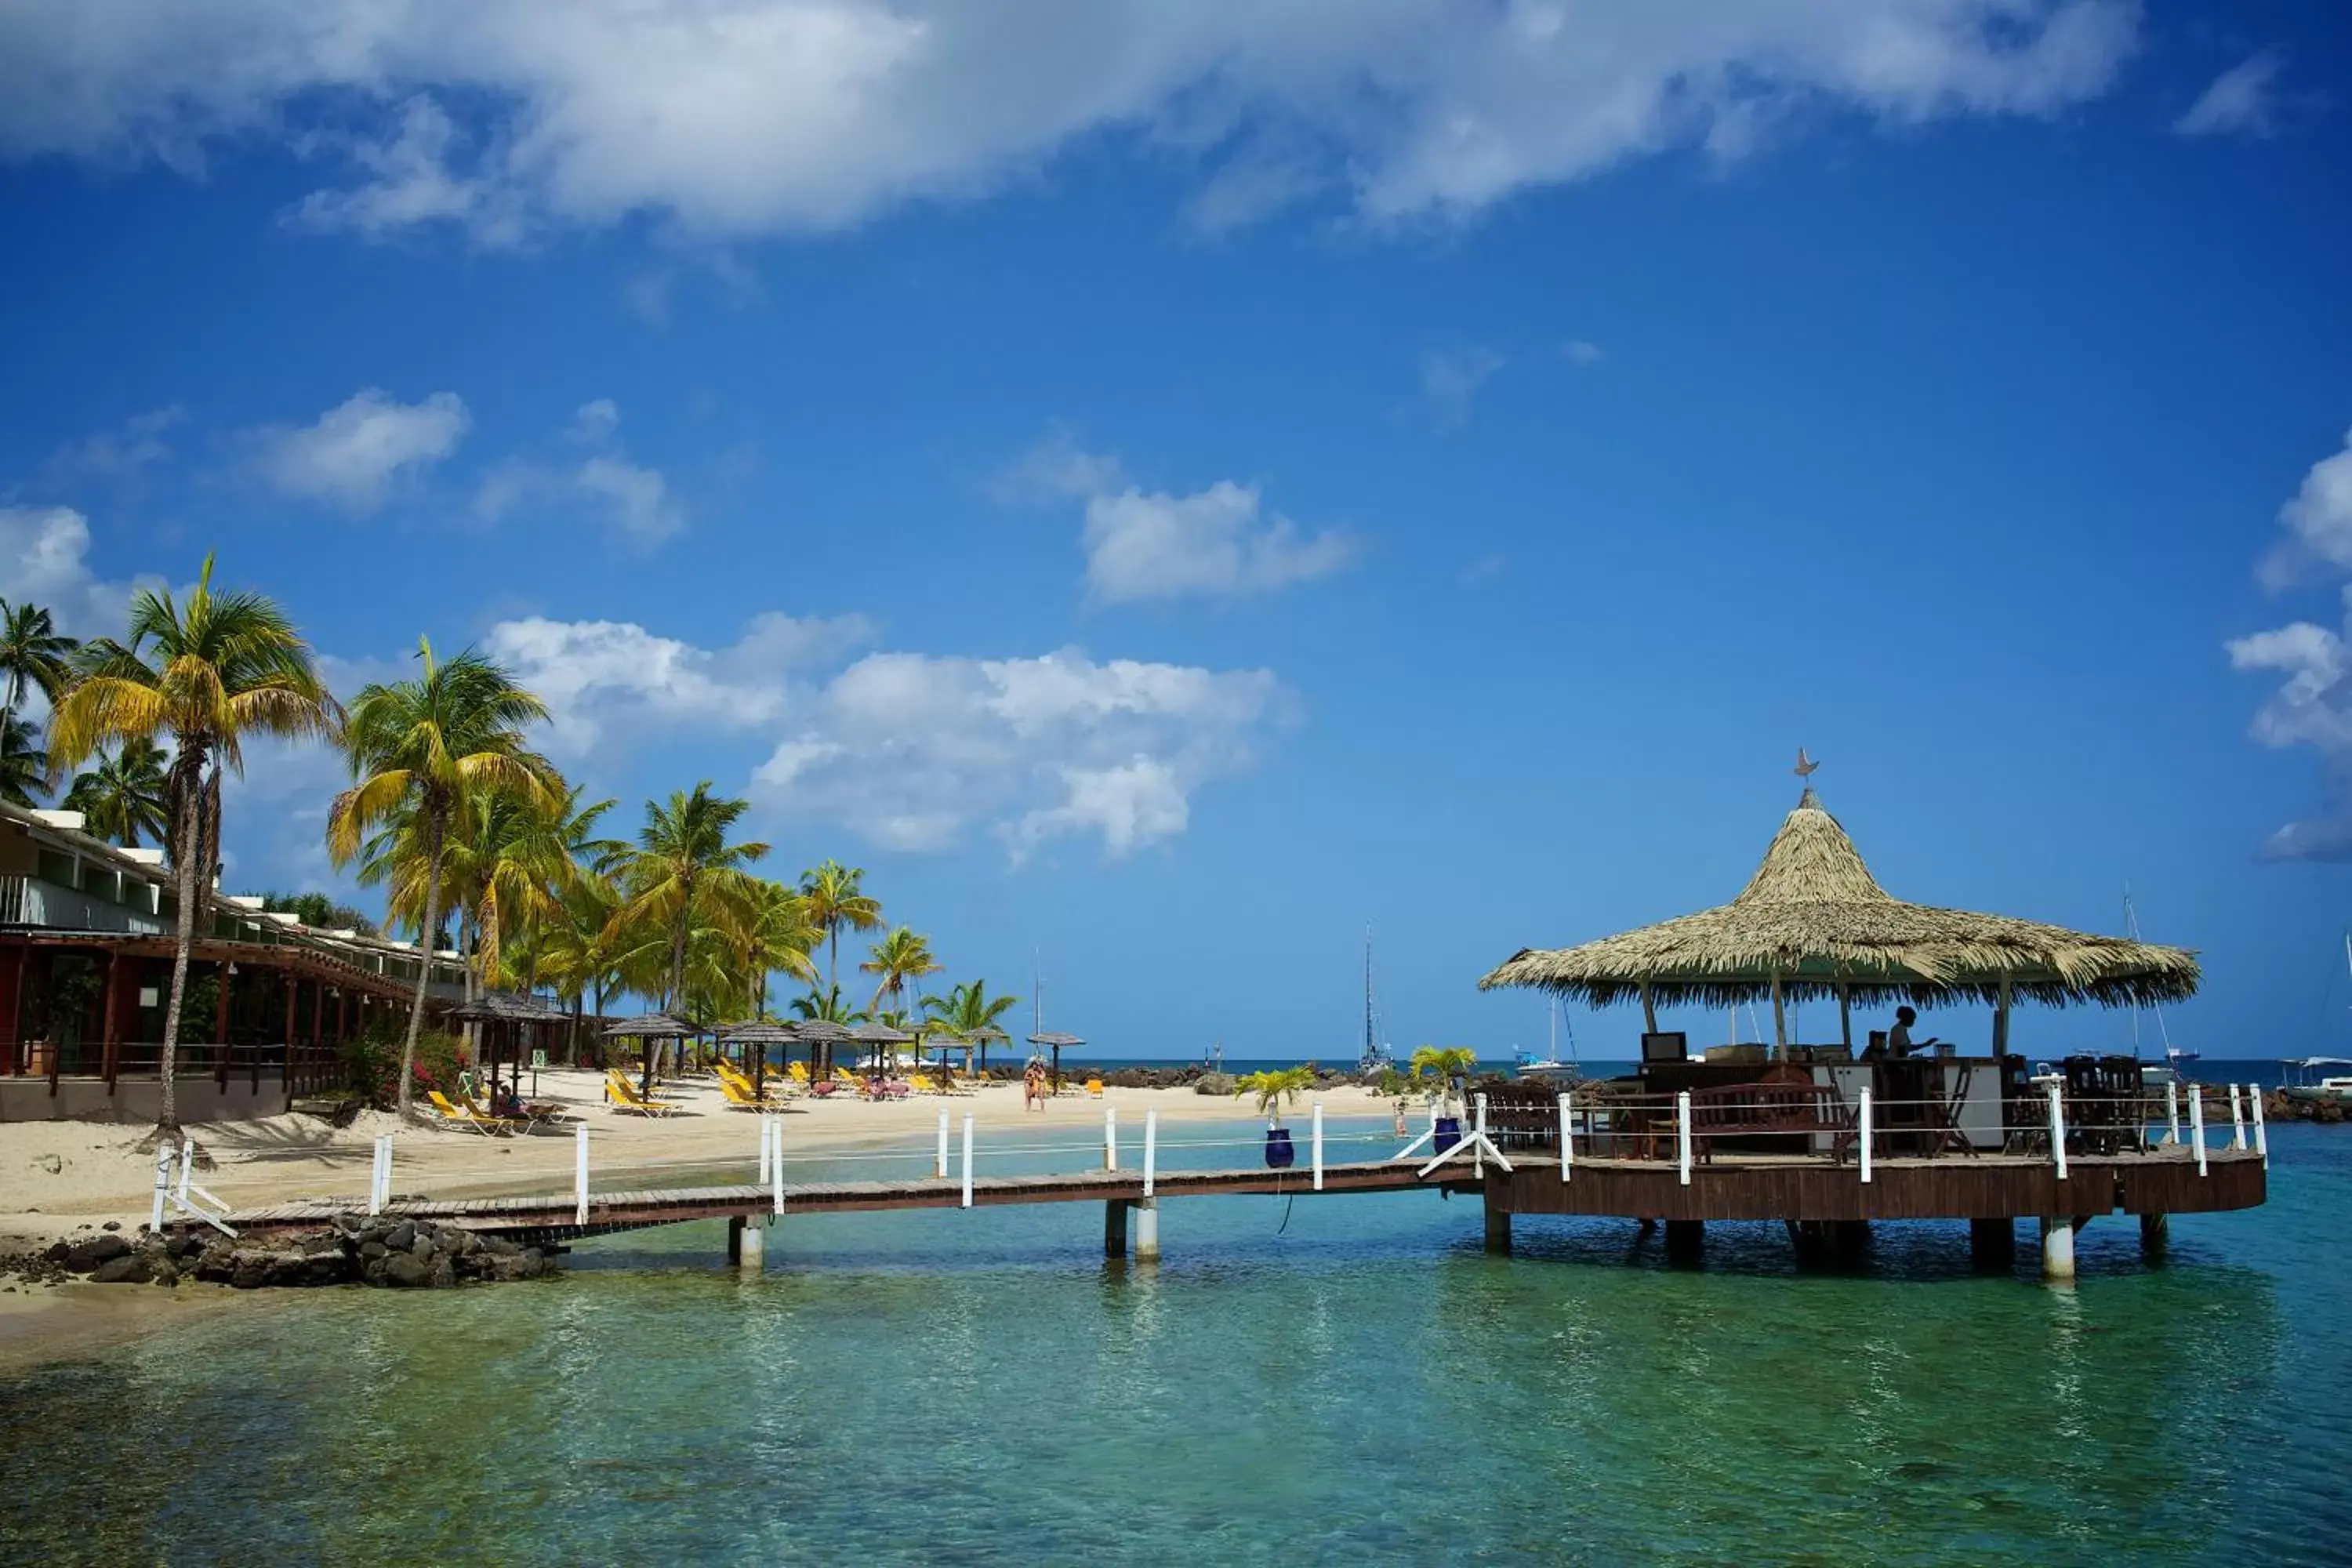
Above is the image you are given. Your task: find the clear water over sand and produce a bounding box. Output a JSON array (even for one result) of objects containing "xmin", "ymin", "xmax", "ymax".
[{"xmin": 2, "ymin": 1116, "xmax": 2346, "ymax": 1565}]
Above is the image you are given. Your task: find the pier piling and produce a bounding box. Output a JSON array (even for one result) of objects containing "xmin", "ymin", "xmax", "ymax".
[
  {"xmin": 1104, "ymin": 1199, "xmax": 1131, "ymax": 1258},
  {"xmin": 2139, "ymin": 1213, "xmax": 2168, "ymax": 1255},
  {"xmin": 1483, "ymin": 1203, "xmax": 1512, "ymax": 1255},
  {"xmin": 1969, "ymin": 1218, "xmax": 2016, "ymax": 1271},
  {"xmin": 1664, "ymin": 1220, "xmax": 1704, "ymax": 1258},
  {"xmin": 1134, "ymin": 1199, "xmax": 1160, "ymax": 1262},
  {"xmin": 2040, "ymin": 1216, "xmax": 2076, "ymax": 1283}
]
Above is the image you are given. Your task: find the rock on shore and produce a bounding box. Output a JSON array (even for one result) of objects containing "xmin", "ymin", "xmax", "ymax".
[{"xmin": 0, "ymin": 1219, "xmax": 557, "ymax": 1292}]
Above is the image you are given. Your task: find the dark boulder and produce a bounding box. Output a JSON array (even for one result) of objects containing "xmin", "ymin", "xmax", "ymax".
[
  {"xmin": 65, "ymin": 1234, "xmax": 133, "ymax": 1272},
  {"xmin": 381, "ymin": 1252, "xmax": 431, "ymax": 1287},
  {"xmin": 88, "ymin": 1254, "xmax": 151, "ymax": 1285}
]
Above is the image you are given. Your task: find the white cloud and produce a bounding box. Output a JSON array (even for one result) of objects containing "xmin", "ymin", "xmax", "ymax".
[
  {"xmin": 1083, "ymin": 481, "xmax": 1356, "ymax": 604},
  {"xmin": 2257, "ymin": 427, "xmax": 2352, "ymax": 589},
  {"xmin": 474, "ymin": 399, "xmax": 684, "ymax": 545},
  {"xmin": 753, "ymin": 645, "xmax": 1289, "ymax": 855},
  {"xmin": 0, "ymin": 2, "xmax": 2142, "ymax": 241},
  {"xmin": 250, "ymin": 387, "xmax": 470, "ymax": 512},
  {"xmin": 1422, "ymin": 343, "xmax": 1504, "ymax": 430},
  {"xmin": 1562, "ymin": 339, "xmax": 1606, "ymax": 368},
  {"xmin": 39, "ymin": 405, "xmax": 187, "ymax": 485},
  {"xmin": 0, "ymin": 504, "xmax": 153, "ymax": 638},
  {"xmin": 2227, "ymin": 599, "xmax": 2352, "ymax": 860},
  {"xmin": 2176, "ymin": 52, "xmax": 2281, "ymax": 139}
]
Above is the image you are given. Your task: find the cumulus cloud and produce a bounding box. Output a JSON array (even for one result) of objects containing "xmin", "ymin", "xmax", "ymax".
[
  {"xmin": 249, "ymin": 387, "xmax": 470, "ymax": 512},
  {"xmin": 2176, "ymin": 52, "xmax": 2282, "ymax": 139},
  {"xmin": 39, "ymin": 405, "xmax": 187, "ymax": 485},
  {"xmin": 0, "ymin": 2, "xmax": 2143, "ymax": 241},
  {"xmin": 474, "ymin": 399, "xmax": 684, "ymax": 545},
  {"xmin": 0, "ymin": 504, "xmax": 155, "ymax": 639},
  {"xmin": 2231, "ymin": 426, "xmax": 2352, "ymax": 858},
  {"xmin": 1562, "ymin": 339, "xmax": 1606, "ymax": 368}
]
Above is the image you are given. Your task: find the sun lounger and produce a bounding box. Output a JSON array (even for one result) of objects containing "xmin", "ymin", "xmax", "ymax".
[
  {"xmin": 604, "ymin": 1072, "xmax": 685, "ymax": 1117},
  {"xmin": 429, "ymin": 1089, "xmax": 515, "ymax": 1134}
]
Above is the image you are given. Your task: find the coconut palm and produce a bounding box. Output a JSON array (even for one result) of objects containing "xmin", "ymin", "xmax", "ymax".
[
  {"xmin": 61, "ymin": 737, "xmax": 169, "ymax": 848},
  {"xmin": 328, "ymin": 641, "xmax": 554, "ymax": 1116},
  {"xmin": 735, "ymin": 880, "xmax": 820, "ymax": 1021},
  {"xmin": 0, "ymin": 599, "xmax": 75, "ymax": 731},
  {"xmin": 48, "ymin": 557, "xmax": 338, "ymax": 1134},
  {"xmin": 1233, "ymin": 1063, "xmax": 1318, "ymax": 1123},
  {"xmin": 798, "ymin": 858, "xmax": 882, "ymax": 996},
  {"xmin": 922, "ymin": 979, "xmax": 1018, "ymax": 1074},
  {"xmin": 540, "ymin": 874, "xmax": 626, "ymax": 1065},
  {"xmin": 790, "ymin": 982, "xmax": 866, "ymax": 1026},
  {"xmin": 860, "ymin": 925, "xmax": 942, "ymax": 1019},
  {"xmin": 612, "ymin": 782, "xmax": 770, "ymax": 1014},
  {"xmin": 1408, "ymin": 1045, "xmax": 1479, "ymax": 1116},
  {"xmin": 0, "ymin": 714, "xmax": 46, "ymax": 809}
]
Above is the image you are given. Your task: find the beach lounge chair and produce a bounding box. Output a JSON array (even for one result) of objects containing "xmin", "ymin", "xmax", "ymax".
[
  {"xmin": 715, "ymin": 1064, "xmax": 794, "ymax": 1109},
  {"xmin": 605, "ymin": 1071, "xmax": 684, "ymax": 1117},
  {"xmin": 429, "ymin": 1089, "xmax": 514, "ymax": 1135}
]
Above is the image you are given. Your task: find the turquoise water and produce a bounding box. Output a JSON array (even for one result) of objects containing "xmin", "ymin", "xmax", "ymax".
[{"xmin": 2, "ymin": 1117, "xmax": 2347, "ymax": 1565}]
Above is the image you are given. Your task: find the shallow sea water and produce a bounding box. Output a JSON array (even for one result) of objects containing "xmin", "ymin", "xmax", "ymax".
[{"xmin": 1, "ymin": 1116, "xmax": 2347, "ymax": 1565}]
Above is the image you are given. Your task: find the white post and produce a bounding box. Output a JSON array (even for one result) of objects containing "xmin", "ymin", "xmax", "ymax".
[
  {"xmin": 151, "ymin": 1142, "xmax": 172, "ymax": 1232},
  {"xmin": 2042, "ymin": 1215, "xmax": 2076, "ymax": 1283},
  {"xmin": 1676, "ymin": 1090, "xmax": 1693, "ymax": 1186},
  {"xmin": 2047, "ymin": 1082, "xmax": 2068, "ymax": 1181},
  {"xmin": 177, "ymin": 1141, "xmax": 194, "ymax": 1204},
  {"xmin": 1144, "ymin": 1109, "xmax": 1158, "ymax": 1198},
  {"xmin": 2163, "ymin": 1079, "xmax": 2180, "ymax": 1145},
  {"xmin": 771, "ymin": 1117, "xmax": 785, "ymax": 1215},
  {"xmin": 2190, "ymin": 1085, "xmax": 2208, "ymax": 1177},
  {"xmin": 574, "ymin": 1123, "xmax": 590, "ymax": 1226},
  {"xmin": 960, "ymin": 1112, "xmax": 975, "ymax": 1209},
  {"xmin": 1858, "ymin": 1087, "xmax": 1873, "ymax": 1185},
  {"xmin": 2228, "ymin": 1084, "xmax": 2247, "ymax": 1152},
  {"xmin": 1558, "ymin": 1092, "xmax": 1572, "ymax": 1185},
  {"xmin": 1105, "ymin": 1105, "xmax": 1117, "ymax": 1172},
  {"xmin": 365, "ymin": 1137, "xmax": 383, "ymax": 1217},
  {"xmin": 2251, "ymin": 1087, "xmax": 2269, "ymax": 1169},
  {"xmin": 1312, "ymin": 1102, "xmax": 1324, "ymax": 1192},
  {"xmin": 936, "ymin": 1108, "xmax": 951, "ymax": 1179},
  {"xmin": 1473, "ymin": 1093, "xmax": 1489, "ymax": 1177}
]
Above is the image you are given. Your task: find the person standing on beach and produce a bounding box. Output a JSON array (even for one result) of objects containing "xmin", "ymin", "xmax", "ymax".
[{"xmin": 1023, "ymin": 1061, "xmax": 1045, "ymax": 1112}]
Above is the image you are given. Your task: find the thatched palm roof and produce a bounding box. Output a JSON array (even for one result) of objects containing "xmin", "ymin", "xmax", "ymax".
[
  {"xmin": 446, "ymin": 993, "xmax": 570, "ymax": 1023},
  {"xmin": 717, "ymin": 1021, "xmax": 801, "ymax": 1044},
  {"xmin": 601, "ymin": 1011, "xmax": 698, "ymax": 1038},
  {"xmin": 1479, "ymin": 788, "xmax": 2199, "ymax": 1009},
  {"xmin": 788, "ymin": 1019, "xmax": 853, "ymax": 1043},
  {"xmin": 849, "ymin": 1022, "xmax": 913, "ymax": 1044},
  {"xmin": 1028, "ymin": 1032, "xmax": 1084, "ymax": 1047}
]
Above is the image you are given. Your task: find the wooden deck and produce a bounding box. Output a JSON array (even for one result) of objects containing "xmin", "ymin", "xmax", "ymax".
[
  {"xmin": 205, "ymin": 1157, "xmax": 1483, "ymax": 1245},
  {"xmin": 1486, "ymin": 1145, "xmax": 2267, "ymax": 1223}
]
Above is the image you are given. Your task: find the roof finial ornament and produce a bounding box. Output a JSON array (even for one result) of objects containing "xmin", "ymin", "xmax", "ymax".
[{"xmin": 1794, "ymin": 746, "xmax": 1818, "ymax": 780}]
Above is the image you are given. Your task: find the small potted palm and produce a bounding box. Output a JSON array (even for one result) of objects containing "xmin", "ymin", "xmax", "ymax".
[
  {"xmin": 1410, "ymin": 1045, "xmax": 1478, "ymax": 1152},
  {"xmin": 1234, "ymin": 1064, "xmax": 1319, "ymax": 1169}
]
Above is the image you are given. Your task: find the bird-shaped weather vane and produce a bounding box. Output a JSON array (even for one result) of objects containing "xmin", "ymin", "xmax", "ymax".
[{"xmin": 1794, "ymin": 746, "xmax": 1819, "ymax": 780}]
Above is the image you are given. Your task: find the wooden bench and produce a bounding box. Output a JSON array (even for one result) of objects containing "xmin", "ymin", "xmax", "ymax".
[{"xmin": 1688, "ymin": 1079, "xmax": 1857, "ymax": 1164}]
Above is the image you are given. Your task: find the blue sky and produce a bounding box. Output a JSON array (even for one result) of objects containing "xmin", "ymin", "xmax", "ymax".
[{"xmin": 2, "ymin": 2, "xmax": 2350, "ymax": 1061}]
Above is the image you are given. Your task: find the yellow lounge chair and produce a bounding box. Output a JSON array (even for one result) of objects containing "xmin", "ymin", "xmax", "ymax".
[
  {"xmin": 605, "ymin": 1071, "xmax": 684, "ymax": 1117},
  {"xmin": 787, "ymin": 1062, "xmax": 813, "ymax": 1086},
  {"xmin": 428, "ymin": 1089, "xmax": 514, "ymax": 1134}
]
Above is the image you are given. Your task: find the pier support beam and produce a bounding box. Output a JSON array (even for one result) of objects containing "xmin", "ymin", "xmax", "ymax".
[
  {"xmin": 1134, "ymin": 1199, "xmax": 1160, "ymax": 1263},
  {"xmin": 738, "ymin": 1218, "xmax": 764, "ymax": 1272},
  {"xmin": 2040, "ymin": 1216, "xmax": 2076, "ymax": 1283},
  {"xmin": 2140, "ymin": 1213, "xmax": 2168, "ymax": 1257},
  {"xmin": 1664, "ymin": 1220, "xmax": 1704, "ymax": 1258},
  {"xmin": 1969, "ymin": 1218, "xmax": 2016, "ymax": 1272},
  {"xmin": 1104, "ymin": 1199, "xmax": 1131, "ymax": 1258},
  {"xmin": 1483, "ymin": 1205, "xmax": 1512, "ymax": 1256},
  {"xmin": 726, "ymin": 1214, "xmax": 745, "ymax": 1265}
]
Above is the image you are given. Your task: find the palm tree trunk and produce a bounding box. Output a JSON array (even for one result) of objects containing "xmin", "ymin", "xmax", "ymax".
[
  {"xmin": 398, "ymin": 816, "xmax": 445, "ymax": 1116},
  {"xmin": 153, "ymin": 768, "xmax": 204, "ymax": 1134}
]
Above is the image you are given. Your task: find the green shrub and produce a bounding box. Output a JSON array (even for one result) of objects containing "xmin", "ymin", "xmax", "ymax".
[{"xmin": 340, "ymin": 1014, "xmax": 470, "ymax": 1107}]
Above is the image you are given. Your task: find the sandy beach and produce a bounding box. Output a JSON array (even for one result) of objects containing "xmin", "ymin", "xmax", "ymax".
[{"xmin": 0, "ymin": 1073, "xmax": 1398, "ymax": 1363}]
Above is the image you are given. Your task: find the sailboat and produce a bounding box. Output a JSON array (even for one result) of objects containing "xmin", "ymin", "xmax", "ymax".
[
  {"xmin": 1356, "ymin": 925, "xmax": 1394, "ymax": 1074},
  {"xmin": 2125, "ymin": 890, "xmax": 2197, "ymax": 1063},
  {"xmin": 1514, "ymin": 996, "xmax": 1579, "ymax": 1079}
]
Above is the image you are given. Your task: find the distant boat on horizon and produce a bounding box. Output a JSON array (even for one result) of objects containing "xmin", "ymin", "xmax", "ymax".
[{"xmin": 2126, "ymin": 889, "xmax": 2194, "ymax": 1061}]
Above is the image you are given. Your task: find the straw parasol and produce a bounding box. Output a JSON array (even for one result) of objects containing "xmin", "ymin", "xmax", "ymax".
[
  {"xmin": 1029, "ymin": 1031, "xmax": 1084, "ymax": 1091},
  {"xmin": 1479, "ymin": 786, "xmax": 2199, "ymax": 1053},
  {"xmin": 848, "ymin": 1021, "xmax": 913, "ymax": 1076},
  {"xmin": 786, "ymin": 1018, "xmax": 854, "ymax": 1083},
  {"xmin": 718, "ymin": 1020, "xmax": 801, "ymax": 1097},
  {"xmin": 446, "ymin": 993, "xmax": 570, "ymax": 1103},
  {"xmin": 601, "ymin": 1012, "xmax": 698, "ymax": 1098}
]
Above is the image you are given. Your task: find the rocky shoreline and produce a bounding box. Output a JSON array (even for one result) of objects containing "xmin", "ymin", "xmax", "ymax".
[{"xmin": 2, "ymin": 1218, "xmax": 557, "ymax": 1294}]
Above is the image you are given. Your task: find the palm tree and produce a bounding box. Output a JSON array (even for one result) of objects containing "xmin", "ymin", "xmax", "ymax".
[
  {"xmin": 612, "ymin": 782, "xmax": 770, "ymax": 1016},
  {"xmin": 61, "ymin": 738, "xmax": 169, "ymax": 847},
  {"xmin": 1409, "ymin": 1045, "xmax": 1479, "ymax": 1116},
  {"xmin": 922, "ymin": 978, "xmax": 1018, "ymax": 1075},
  {"xmin": 328, "ymin": 641, "xmax": 554, "ymax": 1116},
  {"xmin": 861, "ymin": 926, "xmax": 942, "ymax": 1032},
  {"xmin": 735, "ymin": 880, "xmax": 819, "ymax": 1020},
  {"xmin": 0, "ymin": 714, "xmax": 47, "ymax": 809},
  {"xmin": 0, "ymin": 599, "xmax": 75, "ymax": 731},
  {"xmin": 48, "ymin": 557, "xmax": 337, "ymax": 1134},
  {"xmin": 798, "ymin": 858, "xmax": 882, "ymax": 997},
  {"xmin": 789, "ymin": 981, "xmax": 867, "ymax": 1080},
  {"xmin": 540, "ymin": 874, "xmax": 625, "ymax": 1065}
]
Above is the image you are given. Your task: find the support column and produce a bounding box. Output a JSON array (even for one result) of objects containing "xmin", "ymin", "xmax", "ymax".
[
  {"xmin": 1969, "ymin": 1218, "xmax": 2016, "ymax": 1271},
  {"xmin": 100, "ymin": 949, "xmax": 125, "ymax": 1093},
  {"xmin": 1639, "ymin": 981, "xmax": 1657, "ymax": 1037},
  {"xmin": 1104, "ymin": 1198, "xmax": 1131, "ymax": 1258},
  {"xmin": 1134, "ymin": 1199, "xmax": 1160, "ymax": 1262},
  {"xmin": 1665, "ymin": 1220, "xmax": 1705, "ymax": 1257},
  {"xmin": 2139, "ymin": 1213, "xmax": 2168, "ymax": 1256},
  {"xmin": 214, "ymin": 962, "xmax": 231, "ymax": 1046},
  {"xmin": 1483, "ymin": 1203, "xmax": 1512, "ymax": 1256},
  {"xmin": 0, "ymin": 942, "xmax": 22, "ymax": 1074},
  {"xmin": 739, "ymin": 1220, "xmax": 764, "ymax": 1272},
  {"xmin": 2040, "ymin": 1216, "xmax": 2076, "ymax": 1283},
  {"xmin": 1769, "ymin": 971, "xmax": 1787, "ymax": 1059},
  {"xmin": 727, "ymin": 1214, "xmax": 745, "ymax": 1264}
]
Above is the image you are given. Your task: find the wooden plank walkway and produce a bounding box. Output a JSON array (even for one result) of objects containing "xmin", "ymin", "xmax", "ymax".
[{"xmin": 208, "ymin": 1157, "xmax": 1484, "ymax": 1243}]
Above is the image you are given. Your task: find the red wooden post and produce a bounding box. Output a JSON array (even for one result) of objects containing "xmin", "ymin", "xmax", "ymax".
[
  {"xmin": 0, "ymin": 943, "xmax": 23, "ymax": 1076},
  {"xmin": 99, "ymin": 949, "xmax": 124, "ymax": 1094}
]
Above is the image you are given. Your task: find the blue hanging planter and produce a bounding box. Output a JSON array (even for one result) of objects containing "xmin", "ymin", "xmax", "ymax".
[
  {"xmin": 1264, "ymin": 1126, "xmax": 1297, "ymax": 1169},
  {"xmin": 1434, "ymin": 1116, "xmax": 1462, "ymax": 1153}
]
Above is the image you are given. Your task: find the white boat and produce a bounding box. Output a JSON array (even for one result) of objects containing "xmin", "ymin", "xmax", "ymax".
[
  {"xmin": 2281, "ymin": 1055, "xmax": 2352, "ymax": 1105},
  {"xmin": 2126, "ymin": 891, "xmax": 2196, "ymax": 1062},
  {"xmin": 1513, "ymin": 1000, "xmax": 1579, "ymax": 1080}
]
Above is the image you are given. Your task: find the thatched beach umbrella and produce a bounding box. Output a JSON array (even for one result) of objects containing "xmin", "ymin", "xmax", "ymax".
[
  {"xmin": 601, "ymin": 1012, "xmax": 697, "ymax": 1099},
  {"xmin": 848, "ymin": 1021, "xmax": 913, "ymax": 1078},
  {"xmin": 789, "ymin": 1018, "xmax": 853, "ymax": 1083},
  {"xmin": 1029, "ymin": 1031, "xmax": 1084, "ymax": 1092},
  {"xmin": 967, "ymin": 1025, "xmax": 1007, "ymax": 1076},
  {"xmin": 447, "ymin": 993, "xmax": 571, "ymax": 1105},
  {"xmin": 1479, "ymin": 786, "xmax": 2199, "ymax": 1056},
  {"xmin": 718, "ymin": 1020, "xmax": 800, "ymax": 1098}
]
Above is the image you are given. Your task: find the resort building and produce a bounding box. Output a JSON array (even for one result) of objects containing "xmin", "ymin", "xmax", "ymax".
[{"xmin": 0, "ymin": 797, "xmax": 468, "ymax": 1122}]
